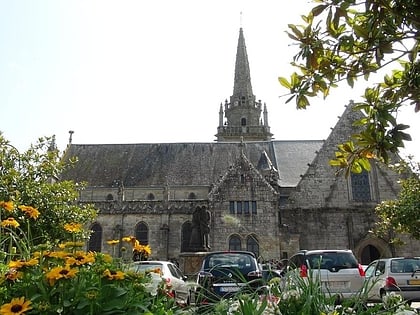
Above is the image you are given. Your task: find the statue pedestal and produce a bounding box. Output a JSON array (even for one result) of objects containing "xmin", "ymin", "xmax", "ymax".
[{"xmin": 179, "ymin": 252, "xmax": 208, "ymax": 280}]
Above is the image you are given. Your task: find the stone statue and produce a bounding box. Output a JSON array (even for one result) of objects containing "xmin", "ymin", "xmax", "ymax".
[
  {"xmin": 189, "ymin": 205, "xmax": 211, "ymax": 251},
  {"xmin": 200, "ymin": 206, "xmax": 211, "ymax": 249}
]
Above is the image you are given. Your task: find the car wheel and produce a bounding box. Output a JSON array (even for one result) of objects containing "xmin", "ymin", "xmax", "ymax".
[{"xmin": 380, "ymin": 290, "xmax": 387, "ymax": 303}]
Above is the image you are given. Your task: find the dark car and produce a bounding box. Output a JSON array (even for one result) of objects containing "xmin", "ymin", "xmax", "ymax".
[
  {"xmin": 195, "ymin": 251, "xmax": 263, "ymax": 303},
  {"xmin": 260, "ymin": 263, "xmax": 282, "ymax": 282}
]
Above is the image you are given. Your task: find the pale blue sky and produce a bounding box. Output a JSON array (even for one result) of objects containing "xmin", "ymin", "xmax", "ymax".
[{"xmin": 1, "ymin": 0, "xmax": 419, "ymax": 160}]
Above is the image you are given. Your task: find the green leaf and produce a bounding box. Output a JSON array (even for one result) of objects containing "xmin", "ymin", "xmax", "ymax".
[
  {"xmin": 297, "ymin": 95, "xmax": 310, "ymax": 108},
  {"xmin": 287, "ymin": 24, "xmax": 303, "ymax": 39},
  {"xmin": 278, "ymin": 77, "xmax": 292, "ymax": 89},
  {"xmin": 311, "ymin": 4, "xmax": 327, "ymax": 17},
  {"xmin": 358, "ymin": 158, "xmax": 371, "ymax": 171}
]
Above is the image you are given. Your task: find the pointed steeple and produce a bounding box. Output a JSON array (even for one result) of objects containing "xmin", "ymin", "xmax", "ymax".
[
  {"xmin": 232, "ymin": 28, "xmax": 254, "ymax": 102},
  {"xmin": 215, "ymin": 28, "xmax": 273, "ymax": 142}
]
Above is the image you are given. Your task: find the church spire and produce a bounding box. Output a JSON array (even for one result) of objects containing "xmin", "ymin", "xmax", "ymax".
[
  {"xmin": 232, "ymin": 28, "xmax": 253, "ymax": 101},
  {"xmin": 215, "ymin": 27, "xmax": 273, "ymax": 142}
]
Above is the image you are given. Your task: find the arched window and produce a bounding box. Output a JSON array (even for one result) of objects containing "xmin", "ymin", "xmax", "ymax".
[
  {"xmin": 241, "ymin": 118, "xmax": 247, "ymax": 126},
  {"xmin": 181, "ymin": 221, "xmax": 193, "ymax": 252},
  {"xmin": 188, "ymin": 192, "xmax": 196, "ymax": 200},
  {"xmin": 246, "ymin": 235, "xmax": 259, "ymax": 258},
  {"xmin": 361, "ymin": 244, "xmax": 380, "ymax": 265},
  {"xmin": 351, "ymin": 170, "xmax": 371, "ymax": 201},
  {"xmin": 88, "ymin": 223, "xmax": 102, "ymax": 252},
  {"xmin": 135, "ymin": 222, "xmax": 149, "ymax": 245},
  {"xmin": 147, "ymin": 193, "xmax": 155, "ymax": 200},
  {"xmin": 106, "ymin": 194, "xmax": 114, "ymax": 201},
  {"xmin": 229, "ymin": 235, "xmax": 241, "ymax": 251}
]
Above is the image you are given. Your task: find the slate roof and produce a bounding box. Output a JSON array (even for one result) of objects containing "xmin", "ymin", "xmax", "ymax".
[{"xmin": 61, "ymin": 140, "xmax": 322, "ymax": 188}]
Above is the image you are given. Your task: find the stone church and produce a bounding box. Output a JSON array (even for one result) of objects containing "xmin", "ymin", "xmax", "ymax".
[{"xmin": 61, "ymin": 27, "xmax": 419, "ymax": 271}]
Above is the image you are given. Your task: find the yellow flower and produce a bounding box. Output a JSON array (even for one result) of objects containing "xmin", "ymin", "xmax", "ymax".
[
  {"xmin": 45, "ymin": 265, "xmax": 78, "ymax": 286},
  {"xmin": 64, "ymin": 222, "xmax": 82, "ymax": 233},
  {"xmin": 122, "ymin": 236, "xmax": 136, "ymax": 244},
  {"xmin": 0, "ymin": 201, "xmax": 14, "ymax": 212},
  {"xmin": 58, "ymin": 241, "xmax": 85, "ymax": 249},
  {"xmin": 66, "ymin": 251, "xmax": 95, "ymax": 266},
  {"xmin": 133, "ymin": 243, "xmax": 152, "ymax": 256},
  {"xmin": 103, "ymin": 269, "xmax": 125, "ymax": 280},
  {"xmin": 8, "ymin": 258, "xmax": 38, "ymax": 270},
  {"xmin": 18, "ymin": 205, "xmax": 40, "ymax": 219},
  {"xmin": 45, "ymin": 251, "xmax": 70, "ymax": 260},
  {"xmin": 1, "ymin": 217, "xmax": 20, "ymax": 228},
  {"xmin": 106, "ymin": 240, "xmax": 120, "ymax": 245},
  {"xmin": 0, "ymin": 296, "xmax": 32, "ymax": 315}
]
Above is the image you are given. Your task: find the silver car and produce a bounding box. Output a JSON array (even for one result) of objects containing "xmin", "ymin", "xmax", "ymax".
[
  {"xmin": 129, "ymin": 260, "xmax": 191, "ymax": 305},
  {"xmin": 283, "ymin": 249, "xmax": 365, "ymax": 300},
  {"xmin": 364, "ymin": 257, "xmax": 420, "ymax": 303}
]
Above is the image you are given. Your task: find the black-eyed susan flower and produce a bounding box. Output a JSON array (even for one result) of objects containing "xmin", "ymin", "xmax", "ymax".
[
  {"xmin": 58, "ymin": 241, "xmax": 85, "ymax": 249},
  {"xmin": 66, "ymin": 251, "xmax": 95, "ymax": 266},
  {"xmin": 18, "ymin": 205, "xmax": 40, "ymax": 219},
  {"xmin": 106, "ymin": 239, "xmax": 119, "ymax": 246},
  {"xmin": 63, "ymin": 222, "xmax": 82, "ymax": 233},
  {"xmin": 103, "ymin": 269, "xmax": 125, "ymax": 280},
  {"xmin": 0, "ymin": 296, "xmax": 32, "ymax": 315},
  {"xmin": 8, "ymin": 258, "xmax": 38, "ymax": 270},
  {"xmin": 122, "ymin": 236, "xmax": 137, "ymax": 246},
  {"xmin": 45, "ymin": 265, "xmax": 78, "ymax": 286},
  {"xmin": 133, "ymin": 242, "xmax": 152, "ymax": 256},
  {"xmin": 46, "ymin": 251, "xmax": 71, "ymax": 260},
  {"xmin": 1, "ymin": 217, "xmax": 20, "ymax": 228},
  {"xmin": 0, "ymin": 201, "xmax": 14, "ymax": 212}
]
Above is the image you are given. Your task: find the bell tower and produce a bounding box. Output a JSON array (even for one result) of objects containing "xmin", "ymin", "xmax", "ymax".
[{"xmin": 216, "ymin": 28, "xmax": 273, "ymax": 142}]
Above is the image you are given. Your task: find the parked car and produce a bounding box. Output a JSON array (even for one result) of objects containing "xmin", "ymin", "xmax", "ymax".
[
  {"xmin": 129, "ymin": 260, "xmax": 191, "ymax": 305},
  {"xmin": 282, "ymin": 249, "xmax": 365, "ymax": 301},
  {"xmin": 260, "ymin": 263, "xmax": 282, "ymax": 282},
  {"xmin": 364, "ymin": 257, "xmax": 420, "ymax": 304},
  {"xmin": 195, "ymin": 251, "xmax": 263, "ymax": 303}
]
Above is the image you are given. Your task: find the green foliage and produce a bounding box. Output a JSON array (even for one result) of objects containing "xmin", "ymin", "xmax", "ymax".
[
  {"xmin": 0, "ymin": 134, "xmax": 97, "ymax": 250},
  {"xmin": 200, "ymin": 269, "xmax": 418, "ymax": 314},
  {"xmin": 374, "ymin": 158, "xmax": 420, "ymax": 241},
  {"xmin": 0, "ymin": 248, "xmax": 185, "ymax": 314},
  {"xmin": 279, "ymin": 0, "xmax": 420, "ymax": 174}
]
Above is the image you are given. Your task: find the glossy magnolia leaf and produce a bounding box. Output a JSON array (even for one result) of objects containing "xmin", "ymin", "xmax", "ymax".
[
  {"xmin": 311, "ymin": 4, "xmax": 328, "ymax": 17},
  {"xmin": 358, "ymin": 157, "xmax": 371, "ymax": 171},
  {"xmin": 351, "ymin": 162, "xmax": 363, "ymax": 174},
  {"xmin": 346, "ymin": 75, "xmax": 355, "ymax": 88},
  {"xmin": 288, "ymin": 24, "xmax": 303, "ymax": 39},
  {"xmin": 278, "ymin": 77, "xmax": 292, "ymax": 89},
  {"xmin": 353, "ymin": 117, "xmax": 369, "ymax": 127},
  {"xmin": 290, "ymin": 72, "xmax": 301, "ymax": 87},
  {"xmin": 297, "ymin": 95, "xmax": 310, "ymax": 108},
  {"xmin": 395, "ymin": 124, "xmax": 411, "ymax": 131}
]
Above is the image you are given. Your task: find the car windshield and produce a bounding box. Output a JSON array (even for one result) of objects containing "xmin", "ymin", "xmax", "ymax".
[
  {"xmin": 131, "ymin": 263, "xmax": 163, "ymax": 273},
  {"xmin": 306, "ymin": 252, "xmax": 358, "ymax": 269},
  {"xmin": 391, "ymin": 258, "xmax": 420, "ymax": 273},
  {"xmin": 205, "ymin": 253, "xmax": 254, "ymax": 271}
]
